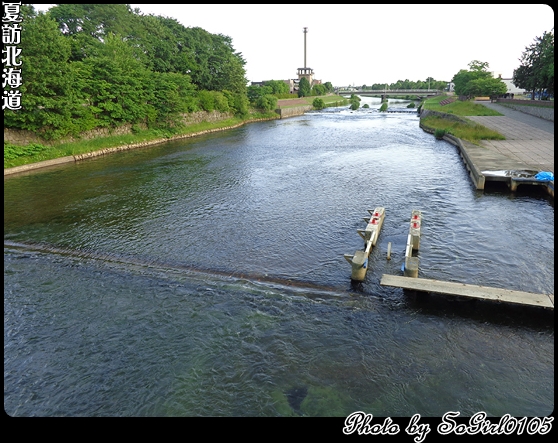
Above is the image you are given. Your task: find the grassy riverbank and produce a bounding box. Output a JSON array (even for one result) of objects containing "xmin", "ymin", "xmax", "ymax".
[
  {"xmin": 420, "ymin": 95, "xmax": 506, "ymax": 144},
  {"xmin": 4, "ymin": 110, "xmax": 278, "ymax": 169},
  {"xmin": 4, "ymin": 95, "xmax": 350, "ymax": 170}
]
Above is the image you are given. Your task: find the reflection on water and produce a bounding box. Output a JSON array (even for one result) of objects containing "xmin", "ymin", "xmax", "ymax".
[{"xmin": 4, "ymin": 102, "xmax": 554, "ymax": 417}]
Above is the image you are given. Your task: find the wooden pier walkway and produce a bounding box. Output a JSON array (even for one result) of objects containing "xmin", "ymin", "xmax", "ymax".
[{"xmin": 380, "ymin": 274, "xmax": 554, "ymax": 309}]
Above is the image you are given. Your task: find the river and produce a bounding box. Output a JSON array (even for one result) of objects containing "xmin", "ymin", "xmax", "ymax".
[{"xmin": 4, "ymin": 97, "xmax": 554, "ymax": 418}]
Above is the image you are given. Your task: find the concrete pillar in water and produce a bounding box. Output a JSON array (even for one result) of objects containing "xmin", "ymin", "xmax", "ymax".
[
  {"xmin": 404, "ymin": 257, "xmax": 419, "ymax": 278},
  {"xmin": 344, "ymin": 250, "xmax": 368, "ymax": 281}
]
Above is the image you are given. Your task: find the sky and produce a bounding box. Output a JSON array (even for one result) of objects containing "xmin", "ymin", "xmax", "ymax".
[{"xmin": 33, "ymin": 4, "xmax": 554, "ymax": 87}]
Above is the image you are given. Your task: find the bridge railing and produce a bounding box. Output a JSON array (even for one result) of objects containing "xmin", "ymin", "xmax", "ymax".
[{"xmin": 337, "ymin": 89, "xmax": 439, "ymax": 94}]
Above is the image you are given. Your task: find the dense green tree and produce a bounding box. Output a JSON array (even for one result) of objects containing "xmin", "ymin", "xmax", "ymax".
[
  {"xmin": 225, "ymin": 91, "xmax": 249, "ymax": 117},
  {"xmin": 513, "ymin": 30, "xmax": 554, "ymax": 98},
  {"xmin": 179, "ymin": 27, "xmax": 247, "ymax": 93},
  {"xmin": 311, "ymin": 84, "xmax": 326, "ymax": 96},
  {"xmin": 451, "ymin": 60, "xmax": 494, "ymax": 97},
  {"xmin": 254, "ymin": 94, "xmax": 277, "ymax": 111},
  {"xmin": 132, "ymin": 14, "xmax": 195, "ymax": 74},
  {"xmin": 48, "ymin": 4, "xmax": 142, "ymax": 62},
  {"xmin": 264, "ymin": 80, "xmax": 289, "ymax": 95},
  {"xmin": 77, "ymin": 33, "xmax": 155, "ymax": 125},
  {"xmin": 466, "ymin": 77, "xmax": 506, "ymax": 97},
  {"xmin": 4, "ymin": 4, "xmax": 259, "ymax": 138},
  {"xmin": 298, "ymin": 77, "xmax": 311, "ymax": 97},
  {"xmin": 324, "ymin": 82, "xmax": 333, "ymax": 93},
  {"xmin": 3, "ymin": 10, "xmax": 89, "ymax": 138},
  {"xmin": 49, "ymin": 4, "xmax": 138, "ymax": 40},
  {"xmin": 247, "ymin": 85, "xmax": 272, "ymax": 102},
  {"xmin": 150, "ymin": 72, "xmax": 198, "ymax": 123}
]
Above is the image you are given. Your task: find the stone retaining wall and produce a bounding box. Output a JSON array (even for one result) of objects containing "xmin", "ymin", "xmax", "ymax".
[{"xmin": 4, "ymin": 111, "xmax": 233, "ymax": 147}]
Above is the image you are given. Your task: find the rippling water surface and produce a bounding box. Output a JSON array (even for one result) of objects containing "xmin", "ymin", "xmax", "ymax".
[{"xmin": 4, "ymin": 99, "xmax": 554, "ymax": 417}]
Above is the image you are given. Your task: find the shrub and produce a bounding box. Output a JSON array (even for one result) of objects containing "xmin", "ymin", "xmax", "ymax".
[
  {"xmin": 198, "ymin": 90, "xmax": 215, "ymax": 112},
  {"xmin": 4, "ymin": 142, "xmax": 49, "ymax": 160},
  {"xmin": 434, "ymin": 129, "xmax": 447, "ymax": 139},
  {"xmin": 254, "ymin": 94, "xmax": 278, "ymax": 111},
  {"xmin": 313, "ymin": 98, "xmax": 325, "ymax": 110}
]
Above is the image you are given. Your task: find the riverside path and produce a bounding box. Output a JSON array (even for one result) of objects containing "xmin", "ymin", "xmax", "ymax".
[{"xmin": 444, "ymin": 100, "xmax": 554, "ymax": 195}]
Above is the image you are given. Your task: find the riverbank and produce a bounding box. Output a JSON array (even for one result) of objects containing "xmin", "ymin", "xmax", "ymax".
[
  {"xmin": 5, "ymin": 95, "xmax": 348, "ymax": 175},
  {"xmin": 4, "ymin": 114, "xmax": 279, "ymax": 176},
  {"xmin": 420, "ymin": 99, "xmax": 554, "ymax": 196}
]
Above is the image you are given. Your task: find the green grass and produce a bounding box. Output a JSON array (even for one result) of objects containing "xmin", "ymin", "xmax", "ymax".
[
  {"xmin": 420, "ymin": 95, "xmax": 507, "ymax": 144},
  {"xmin": 422, "ymin": 95, "xmax": 504, "ymax": 116},
  {"xmin": 421, "ymin": 115, "xmax": 505, "ymax": 143}
]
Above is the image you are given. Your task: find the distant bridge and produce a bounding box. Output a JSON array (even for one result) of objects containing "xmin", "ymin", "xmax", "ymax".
[{"xmin": 337, "ymin": 89, "xmax": 440, "ymax": 98}]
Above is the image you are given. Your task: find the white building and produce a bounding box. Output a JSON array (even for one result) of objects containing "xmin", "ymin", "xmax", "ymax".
[{"xmin": 500, "ymin": 78, "xmax": 526, "ymax": 95}]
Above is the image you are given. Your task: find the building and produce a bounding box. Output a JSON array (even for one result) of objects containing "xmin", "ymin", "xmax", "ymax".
[{"xmin": 500, "ymin": 78, "xmax": 526, "ymax": 95}]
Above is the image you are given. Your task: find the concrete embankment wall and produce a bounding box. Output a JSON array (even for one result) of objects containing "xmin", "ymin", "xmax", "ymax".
[
  {"xmin": 496, "ymin": 98, "xmax": 553, "ymax": 108},
  {"xmin": 275, "ymin": 105, "xmax": 313, "ymax": 118},
  {"xmin": 497, "ymin": 103, "xmax": 554, "ymax": 122}
]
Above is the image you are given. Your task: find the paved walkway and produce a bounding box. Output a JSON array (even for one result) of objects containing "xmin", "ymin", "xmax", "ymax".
[{"xmin": 466, "ymin": 101, "xmax": 554, "ymax": 174}]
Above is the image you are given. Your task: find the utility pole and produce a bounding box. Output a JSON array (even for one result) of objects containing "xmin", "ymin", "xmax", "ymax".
[{"xmin": 303, "ymin": 27, "xmax": 308, "ymax": 68}]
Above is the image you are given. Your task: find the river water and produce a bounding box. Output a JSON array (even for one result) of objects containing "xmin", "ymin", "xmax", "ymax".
[{"xmin": 4, "ymin": 98, "xmax": 554, "ymax": 418}]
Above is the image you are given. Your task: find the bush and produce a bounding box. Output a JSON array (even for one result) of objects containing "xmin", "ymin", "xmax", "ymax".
[
  {"xmin": 254, "ymin": 94, "xmax": 278, "ymax": 111},
  {"xmin": 313, "ymin": 98, "xmax": 325, "ymax": 110},
  {"xmin": 4, "ymin": 142, "xmax": 49, "ymax": 160},
  {"xmin": 349, "ymin": 95, "xmax": 361, "ymax": 110},
  {"xmin": 197, "ymin": 90, "xmax": 214, "ymax": 112},
  {"xmin": 434, "ymin": 129, "xmax": 447, "ymax": 139},
  {"xmin": 379, "ymin": 102, "xmax": 388, "ymax": 112}
]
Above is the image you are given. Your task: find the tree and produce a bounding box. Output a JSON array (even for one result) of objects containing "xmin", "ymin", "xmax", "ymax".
[
  {"xmin": 513, "ymin": 30, "xmax": 554, "ymax": 99},
  {"xmin": 150, "ymin": 71, "xmax": 198, "ymax": 123},
  {"xmin": 264, "ymin": 80, "xmax": 289, "ymax": 95},
  {"xmin": 179, "ymin": 27, "xmax": 247, "ymax": 93},
  {"xmin": 312, "ymin": 84, "xmax": 326, "ymax": 96},
  {"xmin": 3, "ymin": 10, "xmax": 89, "ymax": 139},
  {"xmin": 48, "ymin": 4, "xmax": 141, "ymax": 62},
  {"xmin": 254, "ymin": 94, "xmax": 277, "ymax": 111},
  {"xmin": 451, "ymin": 60, "xmax": 494, "ymax": 98},
  {"xmin": 313, "ymin": 98, "xmax": 325, "ymax": 110},
  {"xmin": 247, "ymin": 85, "xmax": 272, "ymax": 102},
  {"xmin": 298, "ymin": 77, "xmax": 311, "ymax": 97},
  {"xmin": 78, "ymin": 33, "xmax": 155, "ymax": 126}
]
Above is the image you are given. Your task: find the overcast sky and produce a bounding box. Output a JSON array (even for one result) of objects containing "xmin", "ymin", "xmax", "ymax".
[{"xmin": 34, "ymin": 4, "xmax": 554, "ymax": 87}]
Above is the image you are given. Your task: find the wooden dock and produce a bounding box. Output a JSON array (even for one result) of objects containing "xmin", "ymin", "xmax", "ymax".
[{"xmin": 380, "ymin": 274, "xmax": 554, "ymax": 309}]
